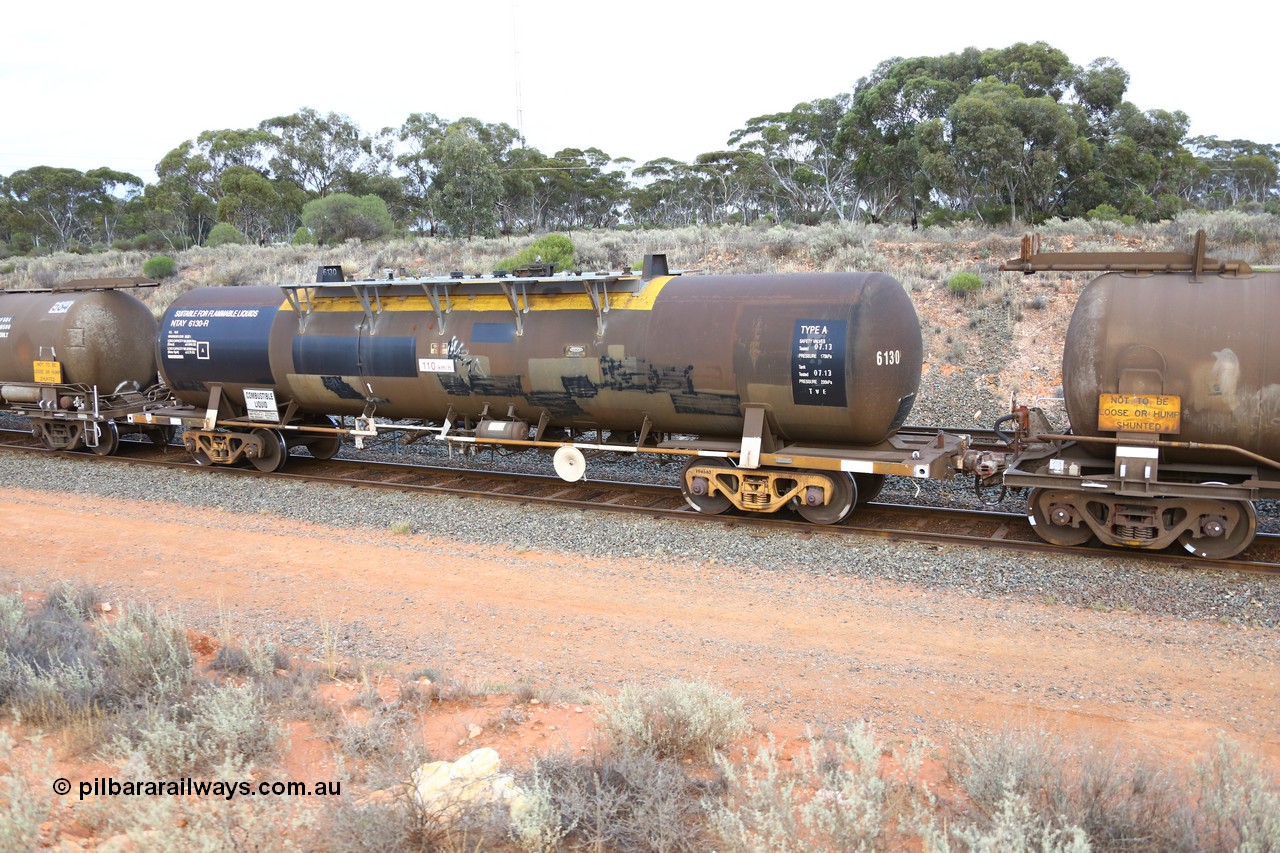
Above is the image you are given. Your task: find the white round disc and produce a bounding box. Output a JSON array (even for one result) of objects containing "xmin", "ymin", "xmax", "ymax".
[{"xmin": 552, "ymin": 446, "xmax": 587, "ymax": 482}]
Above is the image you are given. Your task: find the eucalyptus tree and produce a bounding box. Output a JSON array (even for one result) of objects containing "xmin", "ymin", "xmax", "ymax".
[
  {"xmin": 155, "ymin": 129, "xmax": 273, "ymax": 203},
  {"xmin": 843, "ymin": 43, "xmax": 1081, "ymax": 223},
  {"xmin": 1076, "ymin": 104, "xmax": 1194, "ymax": 220},
  {"xmin": 630, "ymin": 157, "xmax": 702, "ymax": 227},
  {"xmin": 392, "ymin": 114, "xmax": 522, "ymax": 235},
  {"xmin": 542, "ymin": 148, "xmax": 629, "ymax": 230},
  {"xmin": 259, "ymin": 107, "xmax": 369, "ymax": 198},
  {"xmin": 841, "ymin": 52, "xmax": 983, "ymax": 221},
  {"xmin": 216, "ymin": 166, "xmax": 288, "ymax": 243},
  {"xmin": 346, "ymin": 126, "xmax": 413, "ymax": 229},
  {"xmin": 152, "ymin": 128, "xmax": 273, "ymax": 247},
  {"xmin": 432, "ymin": 125, "xmax": 502, "ymax": 238},
  {"xmin": 1186, "ymin": 137, "xmax": 1279, "ymax": 209},
  {"xmin": 918, "ymin": 79, "xmax": 1083, "ymax": 223},
  {"xmin": 2, "ymin": 166, "xmax": 141, "ymax": 250},
  {"xmin": 393, "ymin": 112, "xmax": 450, "ymax": 234},
  {"xmin": 497, "ymin": 144, "xmax": 556, "ymax": 234},
  {"xmin": 691, "ymin": 149, "xmax": 770, "ymax": 224},
  {"xmin": 729, "ymin": 95, "xmax": 857, "ymax": 223}
]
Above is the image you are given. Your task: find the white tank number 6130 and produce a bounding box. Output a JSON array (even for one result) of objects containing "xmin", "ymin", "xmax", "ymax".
[{"xmin": 876, "ymin": 350, "xmax": 901, "ymax": 366}]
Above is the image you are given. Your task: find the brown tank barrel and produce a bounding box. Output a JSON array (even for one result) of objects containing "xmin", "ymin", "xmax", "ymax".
[
  {"xmin": 0, "ymin": 289, "xmax": 157, "ymax": 391},
  {"xmin": 159, "ymin": 270, "xmax": 923, "ymax": 444},
  {"xmin": 1063, "ymin": 270, "xmax": 1280, "ymax": 461}
]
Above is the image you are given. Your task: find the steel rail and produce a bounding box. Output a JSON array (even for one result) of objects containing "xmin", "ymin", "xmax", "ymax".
[{"xmin": 0, "ymin": 428, "xmax": 1276, "ymax": 575}]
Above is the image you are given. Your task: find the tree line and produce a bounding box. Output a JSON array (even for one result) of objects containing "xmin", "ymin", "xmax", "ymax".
[{"xmin": 2, "ymin": 41, "xmax": 1277, "ymax": 255}]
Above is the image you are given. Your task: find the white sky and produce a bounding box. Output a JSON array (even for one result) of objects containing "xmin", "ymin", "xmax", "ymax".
[{"xmin": 3, "ymin": 0, "xmax": 1275, "ymax": 184}]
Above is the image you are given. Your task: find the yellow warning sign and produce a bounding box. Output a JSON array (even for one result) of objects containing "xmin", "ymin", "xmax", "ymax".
[
  {"xmin": 33, "ymin": 361, "xmax": 63, "ymax": 384},
  {"xmin": 1098, "ymin": 393, "xmax": 1181, "ymax": 434}
]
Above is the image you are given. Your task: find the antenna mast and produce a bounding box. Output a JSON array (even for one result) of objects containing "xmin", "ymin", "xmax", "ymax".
[{"xmin": 512, "ymin": 0, "xmax": 525, "ymax": 146}]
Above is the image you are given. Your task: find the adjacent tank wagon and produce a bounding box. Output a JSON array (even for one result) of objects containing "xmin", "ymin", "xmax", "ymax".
[
  {"xmin": 0, "ymin": 279, "xmax": 168, "ymax": 453},
  {"xmin": 1062, "ymin": 271, "xmax": 1280, "ymax": 463},
  {"xmin": 1001, "ymin": 233, "xmax": 1280, "ymax": 559}
]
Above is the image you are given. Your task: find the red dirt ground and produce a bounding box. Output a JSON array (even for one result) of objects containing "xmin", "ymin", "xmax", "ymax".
[{"xmin": 0, "ymin": 484, "xmax": 1276, "ymax": 844}]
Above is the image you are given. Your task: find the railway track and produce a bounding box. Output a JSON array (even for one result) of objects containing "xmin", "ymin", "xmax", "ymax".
[{"xmin": 2, "ymin": 427, "xmax": 1277, "ymax": 575}]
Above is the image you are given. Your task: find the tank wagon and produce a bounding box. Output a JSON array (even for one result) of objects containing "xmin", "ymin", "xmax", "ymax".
[
  {"xmin": 0, "ymin": 278, "xmax": 169, "ymax": 453},
  {"xmin": 1000, "ymin": 232, "xmax": 1280, "ymax": 559},
  {"xmin": 136, "ymin": 255, "xmax": 1002, "ymax": 524}
]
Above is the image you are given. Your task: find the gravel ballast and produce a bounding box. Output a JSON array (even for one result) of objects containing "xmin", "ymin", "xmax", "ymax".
[{"xmin": 1, "ymin": 448, "xmax": 1276, "ymax": 630}]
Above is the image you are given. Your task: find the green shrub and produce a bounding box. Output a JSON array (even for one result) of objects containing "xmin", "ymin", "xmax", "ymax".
[
  {"xmin": 301, "ymin": 193, "xmax": 393, "ymax": 244},
  {"xmin": 600, "ymin": 679, "xmax": 748, "ymax": 761},
  {"xmin": 922, "ymin": 208, "xmax": 978, "ymax": 228},
  {"xmin": 96, "ymin": 606, "xmax": 194, "ymax": 709},
  {"xmin": 292, "ymin": 226, "xmax": 315, "ymax": 245},
  {"xmin": 1087, "ymin": 204, "xmax": 1120, "ymax": 221},
  {"xmin": 948, "ymin": 727, "xmax": 1280, "ymax": 850},
  {"xmin": 707, "ymin": 724, "xmax": 920, "ymax": 852},
  {"xmin": 494, "ymin": 233, "xmax": 576, "ymax": 273},
  {"xmin": 325, "ymin": 797, "xmax": 412, "ymax": 853},
  {"xmin": 0, "ymin": 596, "xmax": 192, "ymax": 728},
  {"xmin": 0, "ymin": 598, "xmax": 102, "ymax": 725},
  {"xmin": 141, "ymin": 255, "xmax": 176, "ymax": 279},
  {"xmin": 521, "ymin": 750, "xmax": 703, "ymax": 853},
  {"xmin": 44, "ymin": 581, "xmax": 101, "ymax": 621},
  {"xmin": 206, "ymin": 223, "xmax": 247, "ymax": 248},
  {"xmin": 947, "ymin": 271, "xmax": 984, "ymax": 296},
  {"xmin": 0, "ymin": 732, "xmax": 53, "ymax": 851},
  {"xmin": 334, "ymin": 715, "xmax": 401, "ymax": 760},
  {"xmin": 126, "ymin": 231, "xmax": 177, "ymax": 252},
  {"xmin": 211, "ymin": 644, "xmax": 254, "ymax": 676},
  {"xmin": 112, "ymin": 683, "xmax": 279, "ymax": 774},
  {"xmin": 950, "ymin": 787, "xmax": 1091, "ymax": 852},
  {"xmin": 86, "ymin": 756, "xmax": 315, "ymax": 851}
]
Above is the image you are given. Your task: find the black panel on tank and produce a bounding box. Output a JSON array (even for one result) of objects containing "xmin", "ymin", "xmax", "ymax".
[
  {"xmin": 161, "ymin": 306, "xmax": 277, "ymax": 387},
  {"xmin": 291, "ymin": 336, "xmax": 418, "ymax": 378},
  {"xmin": 792, "ymin": 319, "xmax": 848, "ymax": 407}
]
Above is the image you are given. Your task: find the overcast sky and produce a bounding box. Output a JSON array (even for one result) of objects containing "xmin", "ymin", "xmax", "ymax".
[{"xmin": 3, "ymin": 0, "xmax": 1275, "ymax": 184}]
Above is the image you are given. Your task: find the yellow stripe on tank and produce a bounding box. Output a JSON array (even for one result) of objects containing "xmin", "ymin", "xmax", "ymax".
[{"xmin": 282, "ymin": 275, "xmax": 676, "ymax": 314}]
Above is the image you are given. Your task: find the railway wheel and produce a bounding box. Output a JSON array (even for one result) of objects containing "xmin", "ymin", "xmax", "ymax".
[
  {"xmin": 305, "ymin": 417, "xmax": 341, "ymax": 460},
  {"xmin": 34, "ymin": 421, "xmax": 81, "ymax": 451},
  {"xmin": 853, "ymin": 473, "xmax": 885, "ymax": 506},
  {"xmin": 796, "ymin": 472, "xmax": 856, "ymax": 525},
  {"xmin": 1026, "ymin": 488, "xmax": 1093, "ymax": 546},
  {"xmin": 680, "ymin": 458, "xmax": 736, "ymax": 515},
  {"xmin": 1177, "ymin": 500, "xmax": 1257, "ymax": 560},
  {"xmin": 89, "ymin": 421, "xmax": 119, "ymax": 456},
  {"xmin": 250, "ymin": 428, "xmax": 288, "ymax": 473},
  {"xmin": 34, "ymin": 424, "xmax": 58, "ymax": 451},
  {"xmin": 186, "ymin": 437, "xmax": 213, "ymax": 466}
]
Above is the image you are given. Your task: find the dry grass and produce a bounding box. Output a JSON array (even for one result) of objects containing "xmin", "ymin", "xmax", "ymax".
[
  {"xmin": 0, "ymin": 584, "xmax": 1277, "ymax": 850},
  {"xmin": 600, "ymin": 678, "xmax": 749, "ymax": 761},
  {"xmin": 5, "ymin": 213, "xmax": 1276, "ymax": 300}
]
